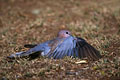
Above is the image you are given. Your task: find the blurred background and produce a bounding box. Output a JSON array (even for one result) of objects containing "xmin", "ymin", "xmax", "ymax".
[{"xmin": 0, "ymin": 0, "xmax": 120, "ymax": 80}]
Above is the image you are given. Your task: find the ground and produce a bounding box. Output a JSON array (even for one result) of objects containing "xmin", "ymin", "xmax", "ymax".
[{"xmin": 0, "ymin": 0, "xmax": 120, "ymax": 80}]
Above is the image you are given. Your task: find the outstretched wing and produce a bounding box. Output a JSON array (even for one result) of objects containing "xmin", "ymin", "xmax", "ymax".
[
  {"xmin": 46, "ymin": 36, "xmax": 101, "ymax": 60},
  {"xmin": 75, "ymin": 37, "xmax": 102, "ymax": 60},
  {"xmin": 46, "ymin": 36, "xmax": 76, "ymax": 59}
]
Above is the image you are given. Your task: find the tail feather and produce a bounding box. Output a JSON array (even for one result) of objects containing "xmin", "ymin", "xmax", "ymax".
[
  {"xmin": 7, "ymin": 52, "xmax": 25, "ymax": 59},
  {"xmin": 8, "ymin": 51, "xmax": 42, "ymax": 59}
]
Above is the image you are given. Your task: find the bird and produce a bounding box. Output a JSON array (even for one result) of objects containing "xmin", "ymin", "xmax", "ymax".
[{"xmin": 8, "ymin": 30, "xmax": 102, "ymax": 60}]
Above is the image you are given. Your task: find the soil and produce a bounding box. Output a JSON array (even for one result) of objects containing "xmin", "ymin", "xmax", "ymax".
[{"xmin": 0, "ymin": 0, "xmax": 120, "ymax": 80}]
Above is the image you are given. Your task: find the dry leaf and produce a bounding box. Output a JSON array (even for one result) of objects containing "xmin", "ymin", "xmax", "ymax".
[{"xmin": 75, "ymin": 60, "xmax": 88, "ymax": 64}]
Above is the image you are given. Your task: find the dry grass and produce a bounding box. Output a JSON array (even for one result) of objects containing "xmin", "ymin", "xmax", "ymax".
[{"xmin": 0, "ymin": 0, "xmax": 120, "ymax": 80}]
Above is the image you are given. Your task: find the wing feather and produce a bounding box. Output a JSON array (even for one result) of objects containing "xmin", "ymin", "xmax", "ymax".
[
  {"xmin": 84, "ymin": 45, "xmax": 94, "ymax": 60},
  {"xmin": 74, "ymin": 48, "xmax": 79, "ymax": 58},
  {"xmin": 87, "ymin": 44, "xmax": 101, "ymax": 59},
  {"xmin": 67, "ymin": 49, "xmax": 72, "ymax": 56},
  {"xmin": 79, "ymin": 48, "xmax": 84, "ymax": 58},
  {"xmin": 47, "ymin": 36, "xmax": 75, "ymax": 59},
  {"xmin": 75, "ymin": 37, "xmax": 102, "ymax": 60}
]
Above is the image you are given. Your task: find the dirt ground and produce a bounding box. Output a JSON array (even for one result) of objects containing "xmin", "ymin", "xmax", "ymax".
[{"xmin": 0, "ymin": 0, "xmax": 120, "ymax": 80}]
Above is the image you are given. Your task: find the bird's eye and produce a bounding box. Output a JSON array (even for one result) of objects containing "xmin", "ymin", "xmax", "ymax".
[{"xmin": 66, "ymin": 32, "xmax": 68, "ymax": 34}]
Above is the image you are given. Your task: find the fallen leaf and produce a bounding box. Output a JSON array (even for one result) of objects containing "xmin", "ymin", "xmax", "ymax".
[{"xmin": 75, "ymin": 60, "xmax": 88, "ymax": 64}]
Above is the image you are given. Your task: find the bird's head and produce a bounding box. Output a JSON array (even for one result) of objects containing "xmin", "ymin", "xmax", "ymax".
[{"xmin": 57, "ymin": 30, "xmax": 71, "ymax": 38}]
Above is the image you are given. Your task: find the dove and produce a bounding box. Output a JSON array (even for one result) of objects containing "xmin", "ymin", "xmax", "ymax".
[{"xmin": 8, "ymin": 30, "xmax": 102, "ymax": 60}]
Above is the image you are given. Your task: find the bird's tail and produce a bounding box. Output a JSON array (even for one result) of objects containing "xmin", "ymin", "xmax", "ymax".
[
  {"xmin": 7, "ymin": 52, "xmax": 27, "ymax": 59},
  {"xmin": 8, "ymin": 50, "xmax": 42, "ymax": 59}
]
